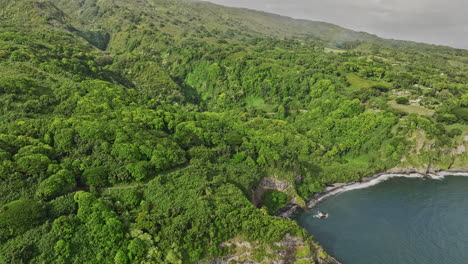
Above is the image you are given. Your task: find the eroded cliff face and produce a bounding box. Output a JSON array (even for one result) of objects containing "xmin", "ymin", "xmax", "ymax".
[
  {"xmin": 206, "ymin": 234, "xmax": 340, "ymax": 264},
  {"xmin": 252, "ymin": 177, "xmax": 291, "ymax": 206},
  {"xmin": 252, "ymin": 177, "xmax": 306, "ymax": 208},
  {"xmin": 398, "ymin": 130, "xmax": 468, "ymax": 173}
]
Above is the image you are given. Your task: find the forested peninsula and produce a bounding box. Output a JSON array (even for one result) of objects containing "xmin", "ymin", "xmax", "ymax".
[{"xmin": 0, "ymin": 0, "xmax": 467, "ymax": 263}]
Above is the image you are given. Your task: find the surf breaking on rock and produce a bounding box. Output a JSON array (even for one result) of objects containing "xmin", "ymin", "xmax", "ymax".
[{"xmin": 307, "ymin": 170, "xmax": 468, "ymax": 208}]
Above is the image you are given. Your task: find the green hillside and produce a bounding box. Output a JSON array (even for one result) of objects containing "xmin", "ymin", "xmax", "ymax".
[{"xmin": 0, "ymin": 0, "xmax": 467, "ymax": 263}]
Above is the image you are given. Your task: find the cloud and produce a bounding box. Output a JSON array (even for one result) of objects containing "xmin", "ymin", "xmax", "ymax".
[{"xmin": 204, "ymin": 0, "xmax": 468, "ymax": 49}]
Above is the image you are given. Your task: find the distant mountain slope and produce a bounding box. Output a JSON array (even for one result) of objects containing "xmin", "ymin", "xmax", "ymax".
[
  {"xmin": 3, "ymin": 0, "xmax": 466, "ymax": 55},
  {"xmin": 37, "ymin": 0, "xmax": 466, "ymax": 53}
]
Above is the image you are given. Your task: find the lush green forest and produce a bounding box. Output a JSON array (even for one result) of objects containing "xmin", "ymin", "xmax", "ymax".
[{"xmin": 0, "ymin": 0, "xmax": 467, "ymax": 263}]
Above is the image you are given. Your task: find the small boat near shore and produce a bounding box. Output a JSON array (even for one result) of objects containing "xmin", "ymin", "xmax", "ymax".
[{"xmin": 314, "ymin": 211, "xmax": 329, "ymax": 219}]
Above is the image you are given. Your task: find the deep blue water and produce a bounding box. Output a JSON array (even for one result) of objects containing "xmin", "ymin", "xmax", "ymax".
[{"xmin": 295, "ymin": 176, "xmax": 468, "ymax": 264}]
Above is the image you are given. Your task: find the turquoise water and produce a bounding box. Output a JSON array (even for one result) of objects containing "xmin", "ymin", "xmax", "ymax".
[{"xmin": 295, "ymin": 176, "xmax": 468, "ymax": 264}]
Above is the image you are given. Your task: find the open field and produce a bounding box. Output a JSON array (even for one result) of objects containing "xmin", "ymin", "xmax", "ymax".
[
  {"xmin": 346, "ymin": 74, "xmax": 392, "ymax": 89},
  {"xmin": 388, "ymin": 101, "xmax": 435, "ymax": 116}
]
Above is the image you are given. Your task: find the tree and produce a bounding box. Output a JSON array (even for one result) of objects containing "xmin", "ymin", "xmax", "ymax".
[
  {"xmin": 277, "ymin": 105, "xmax": 287, "ymax": 119},
  {"xmin": 15, "ymin": 153, "xmax": 51, "ymax": 177},
  {"xmin": 128, "ymin": 238, "xmax": 147, "ymax": 261},
  {"xmin": 54, "ymin": 128, "xmax": 75, "ymax": 152},
  {"xmin": 166, "ymin": 250, "xmax": 183, "ymax": 264},
  {"xmin": 114, "ymin": 250, "xmax": 129, "ymax": 264},
  {"xmin": 36, "ymin": 169, "xmax": 76, "ymax": 200},
  {"xmin": 224, "ymin": 131, "xmax": 243, "ymax": 146},
  {"xmin": 126, "ymin": 161, "xmax": 151, "ymax": 182},
  {"xmin": 82, "ymin": 167, "xmax": 109, "ymax": 187}
]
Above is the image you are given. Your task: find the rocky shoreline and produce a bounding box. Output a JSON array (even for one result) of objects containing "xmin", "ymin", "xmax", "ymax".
[{"xmin": 277, "ymin": 168, "xmax": 468, "ymax": 218}]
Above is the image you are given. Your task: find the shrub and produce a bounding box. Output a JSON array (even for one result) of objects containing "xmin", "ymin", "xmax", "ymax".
[
  {"xmin": 395, "ymin": 97, "xmax": 409, "ymax": 105},
  {"xmin": 452, "ymin": 107, "xmax": 468, "ymax": 122},
  {"xmin": 372, "ymin": 84, "xmax": 389, "ymax": 92},
  {"xmin": 436, "ymin": 113, "xmax": 458, "ymax": 124},
  {"xmin": 448, "ymin": 128, "xmax": 463, "ymax": 138}
]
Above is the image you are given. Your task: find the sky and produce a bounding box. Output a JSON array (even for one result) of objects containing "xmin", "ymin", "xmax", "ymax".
[{"xmin": 204, "ymin": 0, "xmax": 468, "ymax": 49}]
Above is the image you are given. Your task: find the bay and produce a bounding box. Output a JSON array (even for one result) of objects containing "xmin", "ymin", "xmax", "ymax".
[{"xmin": 295, "ymin": 176, "xmax": 468, "ymax": 264}]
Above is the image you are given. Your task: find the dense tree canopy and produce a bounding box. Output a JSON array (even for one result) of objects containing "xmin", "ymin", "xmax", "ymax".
[{"xmin": 0, "ymin": 0, "xmax": 466, "ymax": 263}]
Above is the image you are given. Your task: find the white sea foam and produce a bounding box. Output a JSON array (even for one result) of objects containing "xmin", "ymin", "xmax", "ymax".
[{"xmin": 311, "ymin": 171, "xmax": 468, "ymax": 205}]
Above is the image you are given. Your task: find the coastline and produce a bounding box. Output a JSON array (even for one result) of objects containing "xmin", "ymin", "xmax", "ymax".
[{"xmin": 277, "ymin": 168, "xmax": 468, "ymax": 218}]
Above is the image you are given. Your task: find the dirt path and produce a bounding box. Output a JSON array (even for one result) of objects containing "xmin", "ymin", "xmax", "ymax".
[{"xmin": 104, "ymin": 185, "xmax": 148, "ymax": 190}]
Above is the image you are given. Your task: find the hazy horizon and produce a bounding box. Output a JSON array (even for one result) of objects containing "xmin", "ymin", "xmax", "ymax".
[{"xmin": 204, "ymin": 0, "xmax": 468, "ymax": 49}]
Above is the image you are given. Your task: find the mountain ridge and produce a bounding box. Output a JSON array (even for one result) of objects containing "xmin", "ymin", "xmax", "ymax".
[{"xmin": 198, "ymin": 0, "xmax": 467, "ymax": 51}]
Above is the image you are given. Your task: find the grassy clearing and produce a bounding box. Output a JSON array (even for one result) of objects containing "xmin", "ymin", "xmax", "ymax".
[
  {"xmin": 346, "ymin": 73, "xmax": 391, "ymax": 89},
  {"xmin": 399, "ymin": 152, "xmax": 432, "ymax": 168},
  {"xmin": 324, "ymin": 47, "xmax": 346, "ymax": 54},
  {"xmin": 258, "ymin": 103, "xmax": 278, "ymax": 113},
  {"xmin": 245, "ymin": 95, "xmax": 264, "ymax": 108},
  {"xmin": 343, "ymin": 154, "xmax": 371, "ymax": 166},
  {"xmin": 245, "ymin": 95, "xmax": 278, "ymax": 112},
  {"xmin": 448, "ymin": 60, "xmax": 466, "ymax": 68},
  {"xmin": 388, "ymin": 101, "xmax": 435, "ymax": 116}
]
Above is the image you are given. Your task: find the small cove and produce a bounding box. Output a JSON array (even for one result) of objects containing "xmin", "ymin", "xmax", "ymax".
[{"xmin": 295, "ymin": 175, "xmax": 468, "ymax": 264}]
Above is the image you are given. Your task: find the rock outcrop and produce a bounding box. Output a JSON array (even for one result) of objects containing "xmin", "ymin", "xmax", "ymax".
[
  {"xmin": 207, "ymin": 234, "xmax": 340, "ymax": 264},
  {"xmin": 252, "ymin": 177, "xmax": 305, "ymax": 208}
]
